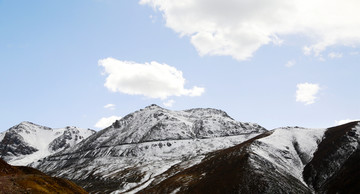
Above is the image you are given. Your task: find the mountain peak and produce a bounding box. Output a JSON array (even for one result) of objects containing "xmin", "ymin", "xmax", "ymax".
[
  {"xmin": 19, "ymin": 121, "xmax": 33, "ymax": 125},
  {"xmin": 184, "ymin": 107, "xmax": 231, "ymax": 118},
  {"xmin": 17, "ymin": 121, "xmax": 42, "ymax": 128},
  {"xmin": 18, "ymin": 121, "xmax": 48, "ymax": 126},
  {"xmin": 144, "ymin": 104, "xmax": 164, "ymax": 110},
  {"xmin": 69, "ymin": 105, "xmax": 267, "ymax": 150},
  {"xmin": 11, "ymin": 121, "xmax": 52, "ymax": 132}
]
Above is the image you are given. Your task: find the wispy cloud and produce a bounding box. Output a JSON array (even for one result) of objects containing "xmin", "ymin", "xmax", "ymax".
[
  {"xmin": 104, "ymin": 104, "xmax": 116, "ymax": 110},
  {"xmin": 328, "ymin": 52, "xmax": 343, "ymax": 59},
  {"xmin": 285, "ymin": 60, "xmax": 296, "ymax": 67}
]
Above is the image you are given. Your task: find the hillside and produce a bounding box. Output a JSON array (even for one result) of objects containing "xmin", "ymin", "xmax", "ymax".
[{"xmin": 0, "ymin": 158, "xmax": 87, "ymax": 194}]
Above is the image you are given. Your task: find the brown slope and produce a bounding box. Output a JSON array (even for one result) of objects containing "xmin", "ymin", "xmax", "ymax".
[
  {"xmin": 0, "ymin": 158, "xmax": 21, "ymax": 175},
  {"xmin": 303, "ymin": 121, "xmax": 360, "ymax": 194},
  {"xmin": 138, "ymin": 132, "xmax": 311, "ymax": 194},
  {"xmin": 0, "ymin": 159, "xmax": 88, "ymax": 194}
]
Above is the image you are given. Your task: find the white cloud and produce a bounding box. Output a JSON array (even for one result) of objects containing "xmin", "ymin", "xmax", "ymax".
[
  {"xmin": 99, "ymin": 58, "xmax": 205, "ymax": 99},
  {"xmin": 163, "ymin": 99, "xmax": 175, "ymax": 107},
  {"xmin": 95, "ymin": 116, "xmax": 122, "ymax": 129},
  {"xmin": 296, "ymin": 83, "xmax": 320, "ymax": 105},
  {"xmin": 140, "ymin": 0, "xmax": 360, "ymax": 60},
  {"xmin": 104, "ymin": 104, "xmax": 116, "ymax": 110},
  {"xmin": 328, "ymin": 52, "xmax": 343, "ymax": 59},
  {"xmin": 335, "ymin": 119, "xmax": 359, "ymax": 126},
  {"xmin": 285, "ymin": 60, "xmax": 296, "ymax": 67}
]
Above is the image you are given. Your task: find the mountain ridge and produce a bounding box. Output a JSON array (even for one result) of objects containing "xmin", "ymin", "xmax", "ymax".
[
  {"xmin": 0, "ymin": 121, "xmax": 96, "ymax": 166},
  {"xmin": 138, "ymin": 121, "xmax": 360, "ymax": 194}
]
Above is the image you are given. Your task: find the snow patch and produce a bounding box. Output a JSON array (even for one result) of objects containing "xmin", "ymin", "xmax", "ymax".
[{"xmin": 251, "ymin": 127, "xmax": 326, "ymax": 183}]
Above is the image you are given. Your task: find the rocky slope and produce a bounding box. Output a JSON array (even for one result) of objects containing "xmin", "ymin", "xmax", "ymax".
[
  {"xmin": 32, "ymin": 104, "xmax": 266, "ymax": 193},
  {"xmin": 303, "ymin": 121, "xmax": 360, "ymax": 193},
  {"xmin": 139, "ymin": 121, "xmax": 360, "ymax": 194},
  {"xmin": 0, "ymin": 158, "xmax": 87, "ymax": 193},
  {"xmin": 0, "ymin": 121, "xmax": 95, "ymax": 165}
]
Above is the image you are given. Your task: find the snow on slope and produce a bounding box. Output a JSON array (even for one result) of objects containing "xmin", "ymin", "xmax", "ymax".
[
  {"xmin": 0, "ymin": 121, "xmax": 95, "ymax": 166},
  {"xmin": 33, "ymin": 105, "xmax": 266, "ymax": 193},
  {"xmin": 35, "ymin": 133, "xmax": 261, "ymax": 194},
  {"xmin": 135, "ymin": 123, "xmax": 360, "ymax": 193},
  {"xmin": 250, "ymin": 126, "xmax": 326, "ymax": 183}
]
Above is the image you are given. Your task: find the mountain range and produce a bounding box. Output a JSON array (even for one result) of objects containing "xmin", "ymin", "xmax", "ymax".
[{"xmin": 1, "ymin": 104, "xmax": 359, "ymax": 193}]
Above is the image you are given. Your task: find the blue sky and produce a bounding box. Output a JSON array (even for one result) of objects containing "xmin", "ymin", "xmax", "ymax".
[{"xmin": 1, "ymin": 0, "xmax": 359, "ymax": 131}]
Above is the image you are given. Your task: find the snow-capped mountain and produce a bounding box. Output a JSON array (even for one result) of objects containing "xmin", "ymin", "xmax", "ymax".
[
  {"xmin": 6, "ymin": 105, "xmax": 359, "ymax": 193},
  {"xmin": 139, "ymin": 121, "xmax": 360, "ymax": 194},
  {"xmin": 32, "ymin": 104, "xmax": 266, "ymax": 193},
  {"xmin": 0, "ymin": 121, "xmax": 95, "ymax": 166}
]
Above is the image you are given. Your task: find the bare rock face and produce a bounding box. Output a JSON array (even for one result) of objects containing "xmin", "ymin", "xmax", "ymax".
[
  {"xmin": 49, "ymin": 126, "xmax": 90, "ymax": 152},
  {"xmin": 0, "ymin": 131, "xmax": 38, "ymax": 158}
]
